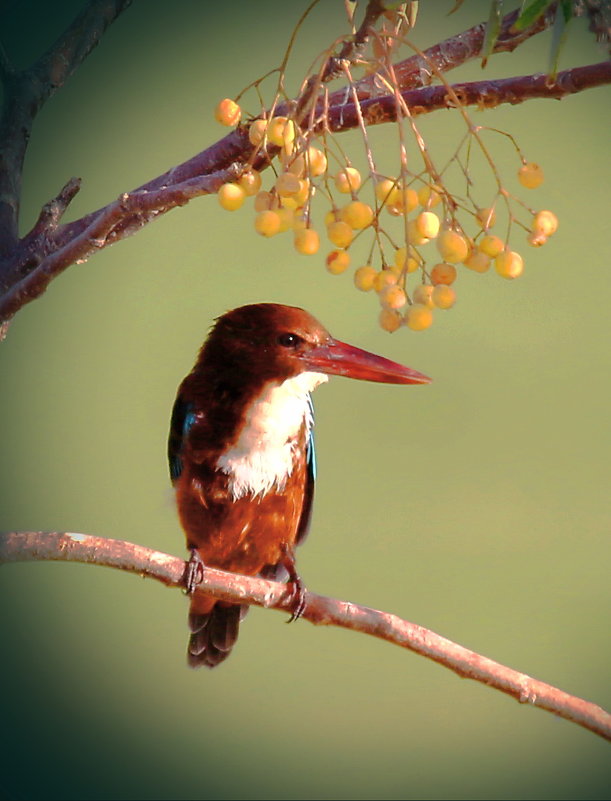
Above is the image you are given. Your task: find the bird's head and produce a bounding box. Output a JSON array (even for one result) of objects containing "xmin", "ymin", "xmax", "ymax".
[{"xmin": 199, "ymin": 303, "xmax": 431, "ymax": 387}]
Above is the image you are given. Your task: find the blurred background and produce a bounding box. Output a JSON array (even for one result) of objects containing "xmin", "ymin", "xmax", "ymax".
[{"xmin": 1, "ymin": 1, "xmax": 609, "ymax": 799}]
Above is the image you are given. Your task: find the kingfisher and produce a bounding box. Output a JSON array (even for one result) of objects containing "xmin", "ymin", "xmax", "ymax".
[{"xmin": 168, "ymin": 303, "xmax": 430, "ymax": 668}]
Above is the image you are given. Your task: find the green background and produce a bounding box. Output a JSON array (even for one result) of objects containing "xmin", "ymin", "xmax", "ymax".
[{"xmin": 1, "ymin": 2, "xmax": 610, "ymax": 799}]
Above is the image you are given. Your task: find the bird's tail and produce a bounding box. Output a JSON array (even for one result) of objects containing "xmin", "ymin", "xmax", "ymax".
[{"xmin": 187, "ymin": 601, "xmax": 248, "ymax": 668}]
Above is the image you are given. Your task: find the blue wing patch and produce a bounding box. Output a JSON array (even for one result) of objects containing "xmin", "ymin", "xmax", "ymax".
[
  {"xmin": 168, "ymin": 396, "xmax": 196, "ymax": 483},
  {"xmin": 306, "ymin": 393, "xmax": 316, "ymax": 483}
]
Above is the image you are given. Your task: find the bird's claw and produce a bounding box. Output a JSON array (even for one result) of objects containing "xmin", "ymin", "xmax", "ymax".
[
  {"xmin": 278, "ymin": 544, "xmax": 307, "ymax": 623},
  {"xmin": 286, "ymin": 577, "xmax": 307, "ymax": 623},
  {"xmin": 184, "ymin": 548, "xmax": 205, "ymax": 595}
]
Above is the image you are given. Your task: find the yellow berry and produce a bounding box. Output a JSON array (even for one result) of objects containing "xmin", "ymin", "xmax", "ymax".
[
  {"xmin": 278, "ymin": 142, "xmax": 295, "ymax": 163},
  {"xmin": 412, "ymin": 284, "xmax": 435, "ymax": 308},
  {"xmin": 463, "ymin": 250, "xmax": 491, "ymax": 273},
  {"xmin": 527, "ymin": 231, "xmax": 547, "ymax": 247},
  {"xmin": 276, "ymin": 207, "xmax": 294, "ymax": 233},
  {"xmin": 398, "ymin": 186, "xmax": 418, "ymax": 214},
  {"xmin": 341, "ymin": 201, "xmax": 374, "ymax": 229},
  {"xmin": 294, "ymin": 228, "xmax": 320, "ymax": 254},
  {"xmin": 416, "ymin": 211, "xmax": 440, "ymax": 239},
  {"xmin": 407, "ymin": 219, "xmax": 429, "ymax": 246},
  {"xmin": 275, "ymin": 172, "xmax": 302, "ymax": 197},
  {"xmin": 326, "ymin": 250, "xmax": 350, "ymax": 274},
  {"xmin": 379, "ymin": 285, "xmax": 407, "ymax": 310},
  {"xmin": 375, "ymin": 179, "xmax": 400, "ymax": 206},
  {"xmin": 238, "ymin": 170, "xmax": 262, "ymax": 196},
  {"xmin": 354, "ymin": 265, "xmax": 377, "ymax": 291},
  {"xmin": 292, "ymin": 212, "xmax": 308, "ymax": 230},
  {"xmin": 218, "ymin": 183, "xmax": 246, "ymax": 211},
  {"xmin": 379, "ymin": 308, "xmax": 402, "ymax": 333},
  {"xmin": 476, "ymin": 207, "xmax": 497, "ymax": 229},
  {"xmin": 284, "ymin": 153, "xmax": 305, "ymax": 176},
  {"xmin": 495, "ymin": 250, "xmax": 524, "ymax": 279},
  {"xmin": 254, "ymin": 210, "xmax": 281, "ymax": 237},
  {"xmin": 294, "ymin": 179, "xmax": 311, "ymax": 206},
  {"xmin": 267, "ymin": 117, "xmax": 296, "ymax": 147},
  {"xmin": 532, "ymin": 210, "xmax": 558, "ymax": 236},
  {"xmin": 430, "ymin": 262, "xmax": 457, "ymax": 285},
  {"xmin": 418, "ymin": 185, "xmax": 442, "ymax": 209},
  {"xmin": 214, "ymin": 98, "xmax": 241, "ymax": 126},
  {"xmin": 254, "ymin": 191, "xmax": 277, "ymax": 212},
  {"xmin": 394, "ymin": 247, "xmax": 419, "ymax": 274},
  {"xmin": 437, "ymin": 229, "xmax": 469, "ymax": 263},
  {"xmin": 334, "ymin": 167, "xmax": 361, "ymax": 194},
  {"xmin": 432, "ymin": 285, "xmax": 456, "ymax": 309},
  {"xmin": 373, "ymin": 269, "xmax": 398, "ymax": 292},
  {"xmin": 396, "ymin": 187, "xmax": 419, "ymax": 215},
  {"xmin": 307, "ymin": 146, "xmax": 327, "ymax": 177},
  {"xmin": 478, "ymin": 234, "xmax": 504, "ymax": 258},
  {"xmin": 324, "ymin": 209, "xmax": 340, "ymax": 227},
  {"xmin": 405, "ymin": 304, "xmax": 433, "ymax": 331},
  {"xmin": 518, "ymin": 162, "xmax": 544, "ymax": 189},
  {"xmin": 248, "ymin": 119, "xmax": 269, "ymax": 146},
  {"xmin": 327, "ymin": 220, "xmax": 353, "ymax": 248}
]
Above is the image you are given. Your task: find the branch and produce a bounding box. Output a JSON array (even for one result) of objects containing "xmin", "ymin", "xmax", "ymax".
[
  {"xmin": 2, "ymin": 531, "xmax": 610, "ymax": 743},
  {"xmin": 324, "ymin": 61, "xmax": 611, "ymax": 132},
  {"xmin": 2, "ymin": 57, "xmax": 608, "ymax": 326},
  {"xmin": 0, "ymin": 165, "xmax": 240, "ymax": 321},
  {"xmin": 2, "ymin": 2, "xmax": 610, "ymax": 326},
  {"xmin": 0, "ymin": 0, "xmax": 132, "ymax": 257},
  {"xmin": 331, "ymin": 3, "xmax": 558, "ymax": 104}
]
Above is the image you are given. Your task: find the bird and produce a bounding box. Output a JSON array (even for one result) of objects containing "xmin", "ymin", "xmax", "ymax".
[{"xmin": 168, "ymin": 303, "xmax": 430, "ymax": 668}]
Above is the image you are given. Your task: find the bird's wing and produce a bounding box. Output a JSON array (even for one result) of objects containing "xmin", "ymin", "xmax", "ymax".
[
  {"xmin": 295, "ymin": 394, "xmax": 316, "ymax": 546},
  {"xmin": 168, "ymin": 394, "xmax": 196, "ymax": 483}
]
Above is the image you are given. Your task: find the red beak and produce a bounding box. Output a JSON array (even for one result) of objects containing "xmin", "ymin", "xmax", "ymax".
[{"xmin": 300, "ymin": 338, "xmax": 431, "ymax": 385}]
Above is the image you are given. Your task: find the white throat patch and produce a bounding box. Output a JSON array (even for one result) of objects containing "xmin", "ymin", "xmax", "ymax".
[{"xmin": 216, "ymin": 371, "xmax": 328, "ymax": 499}]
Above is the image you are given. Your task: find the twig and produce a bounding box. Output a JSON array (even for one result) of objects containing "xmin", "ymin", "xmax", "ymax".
[
  {"xmin": 0, "ymin": 166, "xmax": 239, "ymax": 320},
  {"xmin": 1, "ymin": 530, "xmax": 610, "ymax": 743}
]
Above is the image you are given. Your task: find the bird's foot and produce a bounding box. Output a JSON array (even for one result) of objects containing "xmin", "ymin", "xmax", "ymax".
[
  {"xmin": 184, "ymin": 548, "xmax": 205, "ymax": 595},
  {"xmin": 279, "ymin": 544, "xmax": 307, "ymax": 623}
]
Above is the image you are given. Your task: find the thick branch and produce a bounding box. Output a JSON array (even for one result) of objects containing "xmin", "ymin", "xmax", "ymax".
[
  {"xmin": 325, "ymin": 61, "xmax": 611, "ymax": 132},
  {"xmin": 0, "ymin": 0, "xmax": 132, "ymax": 256},
  {"xmin": 1, "ymin": 531, "xmax": 610, "ymax": 743},
  {"xmin": 2, "ymin": 2, "xmax": 610, "ymax": 326},
  {"xmin": 2, "ymin": 59, "xmax": 608, "ymax": 325}
]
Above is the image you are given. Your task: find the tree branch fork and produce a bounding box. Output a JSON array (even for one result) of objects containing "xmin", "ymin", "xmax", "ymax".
[
  {"xmin": 1, "ymin": 0, "xmax": 610, "ymax": 326},
  {"xmin": 2, "ymin": 530, "xmax": 610, "ymax": 743}
]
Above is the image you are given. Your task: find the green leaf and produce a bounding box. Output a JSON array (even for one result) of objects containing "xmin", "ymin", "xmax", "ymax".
[
  {"xmin": 548, "ymin": 2, "xmax": 572, "ymax": 80},
  {"xmin": 481, "ymin": 0, "xmax": 503, "ymax": 69},
  {"xmin": 513, "ymin": 0, "xmax": 551, "ymax": 31}
]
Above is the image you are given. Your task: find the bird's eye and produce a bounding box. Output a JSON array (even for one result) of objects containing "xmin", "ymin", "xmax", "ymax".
[{"xmin": 278, "ymin": 332, "xmax": 303, "ymax": 348}]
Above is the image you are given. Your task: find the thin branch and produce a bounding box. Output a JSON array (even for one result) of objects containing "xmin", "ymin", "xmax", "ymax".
[
  {"xmin": 1, "ymin": 531, "xmax": 610, "ymax": 743},
  {"xmin": 0, "ymin": 166, "xmax": 239, "ymax": 320}
]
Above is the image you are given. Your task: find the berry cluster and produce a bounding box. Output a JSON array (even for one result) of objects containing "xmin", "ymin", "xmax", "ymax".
[{"xmin": 211, "ymin": 15, "xmax": 558, "ymax": 334}]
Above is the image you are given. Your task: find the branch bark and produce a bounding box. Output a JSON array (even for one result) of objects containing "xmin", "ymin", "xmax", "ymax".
[
  {"xmin": 0, "ymin": 0, "xmax": 132, "ymax": 259},
  {"xmin": 2, "ymin": 530, "xmax": 610, "ymax": 743},
  {"xmin": 1, "ymin": 1, "xmax": 609, "ymax": 326}
]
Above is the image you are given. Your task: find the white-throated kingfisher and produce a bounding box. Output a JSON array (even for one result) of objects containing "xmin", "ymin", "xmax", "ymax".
[{"xmin": 168, "ymin": 303, "xmax": 430, "ymax": 668}]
